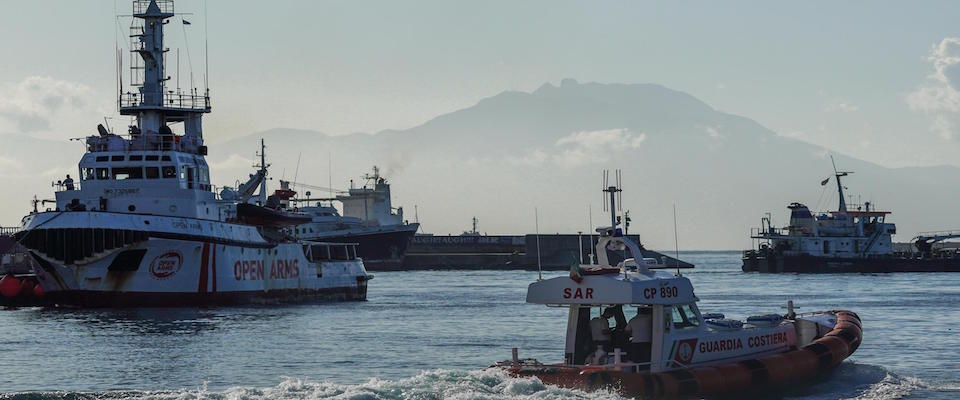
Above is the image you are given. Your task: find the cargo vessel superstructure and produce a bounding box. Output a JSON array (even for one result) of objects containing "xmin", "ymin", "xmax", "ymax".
[{"xmin": 743, "ymin": 158, "xmax": 960, "ymax": 272}]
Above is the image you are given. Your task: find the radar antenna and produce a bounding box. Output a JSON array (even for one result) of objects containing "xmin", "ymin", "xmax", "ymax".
[{"xmin": 602, "ymin": 169, "xmax": 623, "ymax": 236}]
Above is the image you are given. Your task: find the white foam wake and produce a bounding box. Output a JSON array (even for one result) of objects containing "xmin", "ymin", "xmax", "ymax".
[{"xmin": 1, "ymin": 369, "xmax": 625, "ymax": 400}]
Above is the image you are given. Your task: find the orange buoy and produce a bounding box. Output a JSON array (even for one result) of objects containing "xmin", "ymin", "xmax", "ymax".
[
  {"xmin": 0, "ymin": 275, "xmax": 21, "ymax": 298},
  {"xmin": 32, "ymin": 284, "xmax": 45, "ymax": 298}
]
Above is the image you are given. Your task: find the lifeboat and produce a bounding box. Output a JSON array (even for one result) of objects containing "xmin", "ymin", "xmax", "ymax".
[{"xmin": 494, "ymin": 185, "xmax": 862, "ymax": 399}]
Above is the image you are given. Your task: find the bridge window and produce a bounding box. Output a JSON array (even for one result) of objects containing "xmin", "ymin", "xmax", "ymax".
[
  {"xmin": 113, "ymin": 167, "xmax": 143, "ymax": 180},
  {"xmin": 145, "ymin": 155, "xmax": 159, "ymax": 161},
  {"xmin": 95, "ymin": 156, "xmax": 109, "ymax": 162},
  {"xmin": 96, "ymin": 168, "xmax": 110, "ymax": 180},
  {"xmin": 161, "ymin": 155, "xmax": 171, "ymax": 161},
  {"xmin": 83, "ymin": 168, "xmax": 95, "ymax": 181},
  {"xmin": 671, "ymin": 304, "xmax": 700, "ymax": 330},
  {"xmin": 145, "ymin": 167, "xmax": 160, "ymax": 179},
  {"xmin": 161, "ymin": 166, "xmax": 176, "ymax": 179},
  {"xmin": 130, "ymin": 155, "xmax": 143, "ymax": 161},
  {"xmin": 111, "ymin": 155, "xmax": 124, "ymax": 161}
]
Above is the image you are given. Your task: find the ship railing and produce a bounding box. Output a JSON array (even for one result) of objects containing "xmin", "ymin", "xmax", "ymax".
[
  {"xmin": 915, "ymin": 230, "xmax": 960, "ymax": 240},
  {"xmin": 0, "ymin": 227, "xmax": 20, "ymax": 236},
  {"xmin": 119, "ymin": 90, "xmax": 211, "ymax": 111},
  {"xmin": 133, "ymin": 0, "xmax": 173, "ymax": 15},
  {"xmin": 87, "ymin": 133, "xmax": 207, "ymax": 155}
]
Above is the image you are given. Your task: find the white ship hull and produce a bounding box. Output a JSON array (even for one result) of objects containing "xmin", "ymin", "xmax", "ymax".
[{"xmin": 18, "ymin": 212, "xmax": 370, "ymax": 307}]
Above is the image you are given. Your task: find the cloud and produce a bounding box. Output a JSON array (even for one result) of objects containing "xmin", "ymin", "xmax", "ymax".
[
  {"xmin": 0, "ymin": 76, "xmax": 101, "ymax": 135},
  {"xmin": 508, "ymin": 128, "xmax": 646, "ymax": 168},
  {"xmin": 824, "ymin": 98, "xmax": 858, "ymax": 113},
  {"xmin": 209, "ymin": 154, "xmax": 254, "ymax": 172},
  {"xmin": 907, "ymin": 37, "xmax": 960, "ymax": 139}
]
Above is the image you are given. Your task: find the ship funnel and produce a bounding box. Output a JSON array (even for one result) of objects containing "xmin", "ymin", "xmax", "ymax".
[{"xmin": 787, "ymin": 203, "xmax": 816, "ymax": 236}]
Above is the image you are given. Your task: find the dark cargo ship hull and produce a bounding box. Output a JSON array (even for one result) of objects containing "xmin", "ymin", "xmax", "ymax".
[
  {"xmin": 404, "ymin": 234, "xmax": 694, "ymax": 270},
  {"xmin": 742, "ymin": 253, "xmax": 960, "ymax": 273},
  {"xmin": 318, "ymin": 226, "xmax": 417, "ymax": 271}
]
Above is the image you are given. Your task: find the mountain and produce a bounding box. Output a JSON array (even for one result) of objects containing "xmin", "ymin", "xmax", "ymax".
[{"xmin": 3, "ymin": 79, "xmax": 959, "ymax": 249}]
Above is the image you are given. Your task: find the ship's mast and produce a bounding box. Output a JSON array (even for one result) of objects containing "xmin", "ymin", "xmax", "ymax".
[
  {"xmin": 602, "ymin": 169, "xmax": 623, "ymax": 236},
  {"xmin": 120, "ymin": 0, "xmax": 210, "ymax": 144},
  {"xmin": 255, "ymin": 138, "xmax": 270, "ymax": 205},
  {"xmin": 830, "ymin": 155, "xmax": 852, "ymax": 212}
]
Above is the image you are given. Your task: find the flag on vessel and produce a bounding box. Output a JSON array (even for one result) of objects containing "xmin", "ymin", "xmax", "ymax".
[{"xmin": 820, "ymin": 177, "xmax": 830, "ymax": 186}]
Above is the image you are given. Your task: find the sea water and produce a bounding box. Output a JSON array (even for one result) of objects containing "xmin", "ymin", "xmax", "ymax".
[{"xmin": 0, "ymin": 251, "xmax": 958, "ymax": 399}]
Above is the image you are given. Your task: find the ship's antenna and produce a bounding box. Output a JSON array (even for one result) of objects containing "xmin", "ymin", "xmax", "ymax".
[
  {"xmin": 328, "ymin": 151, "xmax": 333, "ymax": 197},
  {"xmin": 588, "ymin": 204, "xmax": 595, "ymax": 264},
  {"xmin": 183, "ymin": 18, "xmax": 194, "ymax": 90},
  {"xmin": 616, "ymin": 169, "xmax": 622, "ymax": 211},
  {"xmin": 204, "ymin": 0, "xmax": 209, "ymax": 91},
  {"xmin": 535, "ymin": 207, "xmax": 542, "ymax": 281},
  {"xmin": 602, "ymin": 170, "xmax": 622, "ymax": 235},
  {"xmin": 292, "ymin": 152, "xmax": 302, "ymax": 196},
  {"xmin": 673, "ymin": 204, "xmax": 681, "ymax": 276}
]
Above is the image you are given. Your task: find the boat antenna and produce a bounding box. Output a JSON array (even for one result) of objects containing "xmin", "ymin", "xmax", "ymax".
[
  {"xmin": 204, "ymin": 0, "xmax": 209, "ymax": 92},
  {"xmin": 535, "ymin": 206, "xmax": 542, "ymax": 281},
  {"xmin": 292, "ymin": 152, "xmax": 302, "ymax": 196},
  {"xmin": 673, "ymin": 203, "xmax": 681, "ymax": 276},
  {"xmin": 602, "ymin": 169, "xmax": 622, "ymax": 235},
  {"xmin": 588, "ymin": 204, "xmax": 595, "ymax": 264}
]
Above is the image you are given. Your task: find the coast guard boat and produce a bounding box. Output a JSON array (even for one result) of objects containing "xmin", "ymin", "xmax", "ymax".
[
  {"xmin": 743, "ymin": 158, "xmax": 960, "ymax": 273},
  {"xmin": 497, "ymin": 184, "xmax": 862, "ymax": 399},
  {"xmin": 11, "ymin": 0, "xmax": 370, "ymax": 306}
]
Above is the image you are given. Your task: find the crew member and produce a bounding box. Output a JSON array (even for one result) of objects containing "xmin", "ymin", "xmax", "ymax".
[
  {"xmin": 63, "ymin": 174, "xmax": 75, "ymax": 191},
  {"xmin": 590, "ymin": 308, "xmax": 616, "ymax": 351},
  {"xmin": 625, "ymin": 307, "xmax": 653, "ymax": 364}
]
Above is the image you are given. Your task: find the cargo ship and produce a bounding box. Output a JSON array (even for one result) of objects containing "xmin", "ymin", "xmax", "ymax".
[
  {"xmin": 405, "ymin": 213, "xmax": 692, "ymax": 270},
  {"xmin": 742, "ymin": 158, "xmax": 960, "ymax": 273},
  {"xmin": 287, "ymin": 167, "xmax": 419, "ymax": 271},
  {"xmin": 9, "ymin": 0, "xmax": 371, "ymax": 306}
]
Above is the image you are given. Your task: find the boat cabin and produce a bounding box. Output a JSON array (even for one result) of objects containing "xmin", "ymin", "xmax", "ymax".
[
  {"xmin": 528, "ymin": 233, "xmax": 795, "ymax": 373},
  {"xmin": 527, "ymin": 266, "xmax": 701, "ymax": 373}
]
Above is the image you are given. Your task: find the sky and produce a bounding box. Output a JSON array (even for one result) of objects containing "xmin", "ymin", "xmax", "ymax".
[{"xmin": 2, "ymin": 1, "xmax": 960, "ymax": 168}]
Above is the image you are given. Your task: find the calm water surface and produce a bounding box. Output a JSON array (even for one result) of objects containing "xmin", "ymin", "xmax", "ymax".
[{"xmin": 0, "ymin": 251, "xmax": 958, "ymax": 399}]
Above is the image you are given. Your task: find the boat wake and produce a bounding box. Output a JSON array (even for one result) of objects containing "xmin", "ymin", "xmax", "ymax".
[
  {"xmin": 0, "ymin": 369, "xmax": 624, "ymax": 400},
  {"xmin": 786, "ymin": 362, "xmax": 960, "ymax": 400},
  {"xmin": 3, "ymin": 364, "xmax": 957, "ymax": 400}
]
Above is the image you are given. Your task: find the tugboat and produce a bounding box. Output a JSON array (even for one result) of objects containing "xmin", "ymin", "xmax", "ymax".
[
  {"xmin": 496, "ymin": 183, "xmax": 862, "ymax": 399},
  {"xmin": 288, "ymin": 167, "xmax": 419, "ymax": 271},
  {"xmin": 743, "ymin": 157, "xmax": 960, "ymax": 272},
  {"xmin": 10, "ymin": 0, "xmax": 371, "ymax": 306}
]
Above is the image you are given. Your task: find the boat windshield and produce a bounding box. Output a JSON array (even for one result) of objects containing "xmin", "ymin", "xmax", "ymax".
[{"xmin": 670, "ymin": 304, "xmax": 700, "ymax": 330}]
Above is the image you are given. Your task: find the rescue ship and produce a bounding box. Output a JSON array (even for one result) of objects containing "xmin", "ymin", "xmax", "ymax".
[
  {"xmin": 743, "ymin": 157, "xmax": 960, "ymax": 273},
  {"xmin": 9, "ymin": 0, "xmax": 371, "ymax": 307},
  {"xmin": 496, "ymin": 184, "xmax": 862, "ymax": 399}
]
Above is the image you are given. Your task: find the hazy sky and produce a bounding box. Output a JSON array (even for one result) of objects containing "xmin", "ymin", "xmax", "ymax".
[{"xmin": 3, "ymin": 0, "xmax": 960, "ymax": 169}]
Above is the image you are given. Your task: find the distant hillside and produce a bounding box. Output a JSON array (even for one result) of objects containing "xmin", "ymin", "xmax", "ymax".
[
  {"xmin": 3, "ymin": 79, "xmax": 959, "ymax": 249},
  {"xmin": 212, "ymin": 79, "xmax": 960, "ymax": 249}
]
